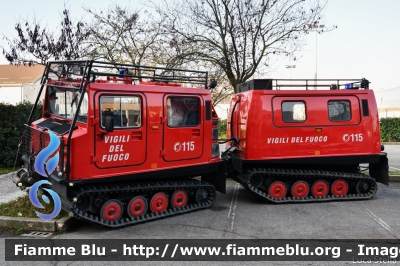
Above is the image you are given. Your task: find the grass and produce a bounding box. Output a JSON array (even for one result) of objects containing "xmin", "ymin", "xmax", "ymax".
[
  {"xmin": 0, "ymin": 194, "xmax": 68, "ymax": 220},
  {"xmin": 0, "ymin": 190, "xmax": 69, "ymax": 235},
  {"xmin": 0, "ymin": 167, "xmax": 15, "ymax": 175},
  {"xmin": 0, "ymin": 226, "xmax": 27, "ymax": 235}
]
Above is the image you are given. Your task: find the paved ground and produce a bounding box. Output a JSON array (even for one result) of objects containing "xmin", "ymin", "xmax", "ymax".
[
  {"xmin": 0, "ymin": 171, "xmax": 25, "ymax": 204},
  {"xmin": 385, "ymin": 144, "xmax": 400, "ymax": 171},
  {"xmin": 42, "ymin": 181, "xmax": 399, "ymax": 240},
  {"xmin": 1, "ymin": 180, "xmax": 399, "ymax": 266}
]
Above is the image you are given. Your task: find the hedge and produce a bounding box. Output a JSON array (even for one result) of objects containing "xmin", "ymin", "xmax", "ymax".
[
  {"xmin": 217, "ymin": 119, "xmax": 227, "ymax": 139},
  {"xmin": 380, "ymin": 118, "xmax": 400, "ymax": 142},
  {"xmin": 0, "ymin": 102, "xmax": 42, "ymax": 167}
]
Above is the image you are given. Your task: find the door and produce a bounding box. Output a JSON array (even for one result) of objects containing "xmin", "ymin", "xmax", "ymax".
[
  {"xmin": 95, "ymin": 94, "xmax": 146, "ymax": 168},
  {"xmin": 163, "ymin": 95, "xmax": 203, "ymax": 161}
]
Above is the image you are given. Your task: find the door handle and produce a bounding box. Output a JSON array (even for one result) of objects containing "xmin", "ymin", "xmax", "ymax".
[{"xmin": 192, "ymin": 129, "xmax": 200, "ymax": 136}]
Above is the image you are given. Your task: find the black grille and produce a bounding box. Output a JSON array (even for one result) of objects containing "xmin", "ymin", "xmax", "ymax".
[
  {"xmin": 362, "ymin": 99, "xmax": 369, "ymax": 116},
  {"xmin": 23, "ymin": 125, "xmax": 32, "ymax": 156},
  {"xmin": 37, "ymin": 118, "xmax": 74, "ymax": 135},
  {"xmin": 212, "ymin": 128, "xmax": 219, "ymax": 140},
  {"xmin": 205, "ymin": 101, "xmax": 211, "ymax": 121},
  {"xmin": 23, "ymin": 125, "xmax": 65, "ymax": 176}
]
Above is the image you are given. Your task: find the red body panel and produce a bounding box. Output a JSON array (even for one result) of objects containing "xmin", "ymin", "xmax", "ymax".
[
  {"xmin": 226, "ymin": 89, "xmax": 382, "ymax": 160},
  {"xmin": 35, "ymin": 82, "xmax": 220, "ymax": 181}
]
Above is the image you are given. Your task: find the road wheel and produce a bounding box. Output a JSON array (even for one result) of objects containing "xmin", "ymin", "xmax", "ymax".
[
  {"xmin": 171, "ymin": 190, "xmax": 188, "ymax": 208},
  {"xmin": 331, "ymin": 179, "xmax": 348, "ymax": 196},
  {"xmin": 291, "ymin": 181, "xmax": 309, "ymax": 198},
  {"xmin": 127, "ymin": 196, "xmax": 148, "ymax": 217},
  {"xmin": 101, "ymin": 199, "xmax": 123, "ymax": 222},
  {"xmin": 311, "ymin": 180, "xmax": 329, "ymax": 197},
  {"xmin": 268, "ymin": 181, "xmax": 287, "ymax": 199},
  {"xmin": 150, "ymin": 193, "xmax": 168, "ymax": 213}
]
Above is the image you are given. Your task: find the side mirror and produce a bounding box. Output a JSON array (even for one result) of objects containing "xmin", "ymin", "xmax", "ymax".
[
  {"xmin": 105, "ymin": 116, "xmax": 114, "ymax": 132},
  {"xmin": 208, "ymin": 79, "xmax": 217, "ymax": 89}
]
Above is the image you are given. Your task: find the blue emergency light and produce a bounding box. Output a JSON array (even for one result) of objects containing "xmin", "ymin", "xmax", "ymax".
[{"xmin": 344, "ymin": 83, "xmax": 360, "ymax": 90}]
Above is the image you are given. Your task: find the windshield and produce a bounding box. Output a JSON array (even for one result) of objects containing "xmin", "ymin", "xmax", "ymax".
[{"xmin": 46, "ymin": 86, "xmax": 88, "ymax": 123}]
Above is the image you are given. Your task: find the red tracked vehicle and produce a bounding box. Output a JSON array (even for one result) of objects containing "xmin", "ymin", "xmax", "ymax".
[
  {"xmin": 223, "ymin": 79, "xmax": 389, "ymax": 203},
  {"xmin": 13, "ymin": 60, "xmax": 226, "ymax": 227}
]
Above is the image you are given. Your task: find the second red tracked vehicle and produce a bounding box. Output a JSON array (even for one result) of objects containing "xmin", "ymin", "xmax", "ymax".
[{"xmin": 223, "ymin": 79, "xmax": 389, "ymax": 203}]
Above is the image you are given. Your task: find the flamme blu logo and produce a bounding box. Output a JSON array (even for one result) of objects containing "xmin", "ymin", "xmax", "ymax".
[
  {"xmin": 29, "ymin": 130, "xmax": 62, "ymax": 220},
  {"xmin": 34, "ymin": 130, "xmax": 60, "ymax": 176}
]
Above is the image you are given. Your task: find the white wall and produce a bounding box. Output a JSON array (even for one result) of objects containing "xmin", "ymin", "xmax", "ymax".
[
  {"xmin": 0, "ymin": 83, "xmax": 43, "ymax": 105},
  {"xmin": 0, "ymin": 86, "xmax": 22, "ymax": 105},
  {"xmin": 22, "ymin": 83, "xmax": 43, "ymax": 104},
  {"xmin": 214, "ymin": 104, "xmax": 230, "ymax": 120},
  {"xmin": 374, "ymin": 87, "xmax": 400, "ymax": 118}
]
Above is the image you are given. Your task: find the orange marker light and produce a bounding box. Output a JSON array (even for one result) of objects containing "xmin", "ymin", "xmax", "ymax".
[{"xmin": 315, "ymin": 128, "xmax": 322, "ymax": 133}]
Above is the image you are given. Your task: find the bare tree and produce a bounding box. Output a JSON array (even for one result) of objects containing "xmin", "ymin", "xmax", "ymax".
[
  {"xmin": 83, "ymin": 4, "xmax": 166, "ymax": 68},
  {"xmin": 2, "ymin": 9, "xmax": 89, "ymax": 66},
  {"xmin": 208, "ymin": 68, "xmax": 234, "ymax": 105},
  {"xmin": 152, "ymin": 0, "xmax": 329, "ymax": 92}
]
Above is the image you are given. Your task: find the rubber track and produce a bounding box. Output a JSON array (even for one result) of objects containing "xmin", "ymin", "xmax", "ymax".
[
  {"xmin": 70, "ymin": 180, "xmax": 216, "ymax": 228},
  {"xmin": 242, "ymin": 168, "xmax": 377, "ymax": 203}
]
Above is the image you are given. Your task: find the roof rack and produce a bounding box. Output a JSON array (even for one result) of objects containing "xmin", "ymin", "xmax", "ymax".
[
  {"xmin": 237, "ymin": 78, "xmax": 370, "ymax": 92},
  {"xmin": 44, "ymin": 60, "xmax": 210, "ymax": 89}
]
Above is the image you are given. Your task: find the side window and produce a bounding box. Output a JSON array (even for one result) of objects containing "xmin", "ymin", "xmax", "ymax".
[
  {"xmin": 282, "ymin": 101, "xmax": 306, "ymax": 122},
  {"xmin": 167, "ymin": 97, "xmax": 200, "ymax": 127},
  {"xmin": 100, "ymin": 96, "xmax": 141, "ymax": 128},
  {"xmin": 328, "ymin": 100, "xmax": 351, "ymax": 121}
]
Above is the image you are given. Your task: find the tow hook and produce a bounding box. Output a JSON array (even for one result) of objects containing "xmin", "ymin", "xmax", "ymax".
[{"xmin": 12, "ymin": 168, "xmax": 34, "ymax": 190}]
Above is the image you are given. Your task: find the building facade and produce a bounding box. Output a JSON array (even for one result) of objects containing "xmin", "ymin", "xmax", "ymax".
[
  {"xmin": 374, "ymin": 87, "xmax": 400, "ymax": 118},
  {"xmin": 0, "ymin": 64, "xmax": 45, "ymax": 104}
]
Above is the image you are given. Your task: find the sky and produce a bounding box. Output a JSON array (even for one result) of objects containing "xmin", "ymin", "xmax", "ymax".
[{"xmin": 1, "ymin": 0, "xmax": 399, "ymax": 91}]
